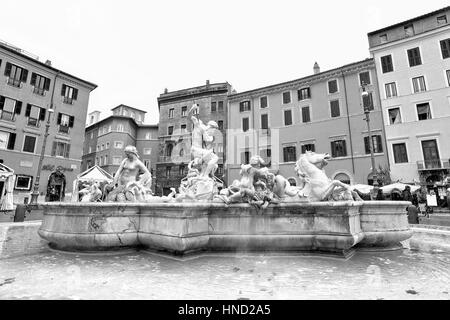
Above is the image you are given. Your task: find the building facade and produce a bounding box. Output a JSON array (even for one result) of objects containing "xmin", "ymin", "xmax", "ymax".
[
  {"xmin": 81, "ymin": 105, "xmax": 159, "ymax": 190},
  {"xmin": 226, "ymin": 59, "xmax": 389, "ymax": 187},
  {"xmin": 368, "ymin": 6, "xmax": 450, "ymax": 186},
  {"xmin": 156, "ymin": 81, "xmax": 232, "ymax": 195},
  {"xmin": 0, "ymin": 41, "xmax": 97, "ymax": 203}
]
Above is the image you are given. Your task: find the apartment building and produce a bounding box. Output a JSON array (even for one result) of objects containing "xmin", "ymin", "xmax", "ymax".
[
  {"xmin": 156, "ymin": 81, "xmax": 232, "ymax": 195},
  {"xmin": 227, "ymin": 59, "xmax": 389, "ymax": 186},
  {"xmin": 368, "ymin": 6, "xmax": 450, "ymax": 186},
  {"xmin": 0, "ymin": 41, "xmax": 97, "ymax": 203},
  {"xmin": 81, "ymin": 105, "xmax": 159, "ymax": 190}
]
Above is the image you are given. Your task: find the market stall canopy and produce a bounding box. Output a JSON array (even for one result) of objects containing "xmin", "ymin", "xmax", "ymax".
[
  {"xmin": 77, "ymin": 165, "xmax": 113, "ymax": 182},
  {"xmin": 380, "ymin": 183, "xmax": 421, "ymax": 194},
  {"xmin": 350, "ymin": 184, "xmax": 374, "ymax": 194}
]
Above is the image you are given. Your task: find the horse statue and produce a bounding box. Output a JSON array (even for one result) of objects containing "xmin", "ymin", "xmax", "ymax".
[{"xmin": 294, "ymin": 151, "xmax": 362, "ymax": 202}]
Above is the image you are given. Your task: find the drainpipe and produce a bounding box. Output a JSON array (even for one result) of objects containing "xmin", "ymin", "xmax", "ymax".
[{"xmin": 341, "ymin": 70, "xmax": 356, "ymax": 175}]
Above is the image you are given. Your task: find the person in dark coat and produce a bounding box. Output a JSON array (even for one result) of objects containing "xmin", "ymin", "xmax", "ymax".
[
  {"xmin": 407, "ymin": 204, "xmax": 419, "ymax": 224},
  {"xmin": 402, "ymin": 186, "xmax": 412, "ymax": 202},
  {"xmin": 375, "ymin": 189, "xmax": 385, "ymax": 200}
]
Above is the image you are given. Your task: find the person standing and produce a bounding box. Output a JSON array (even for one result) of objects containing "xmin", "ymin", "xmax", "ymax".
[{"xmin": 402, "ymin": 186, "xmax": 412, "ymax": 202}]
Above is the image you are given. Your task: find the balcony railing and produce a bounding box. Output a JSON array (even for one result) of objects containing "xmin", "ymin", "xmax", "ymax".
[
  {"xmin": 417, "ymin": 159, "xmax": 450, "ymax": 170},
  {"xmin": 7, "ymin": 78, "xmax": 21, "ymax": 88},
  {"xmin": 59, "ymin": 125, "xmax": 70, "ymax": 134},
  {"xmin": 27, "ymin": 117, "xmax": 40, "ymax": 127},
  {"xmin": 63, "ymin": 97, "xmax": 73, "ymax": 104},
  {"xmin": 33, "ymin": 87, "xmax": 45, "ymax": 96},
  {"xmin": 0, "ymin": 110, "xmax": 15, "ymax": 121}
]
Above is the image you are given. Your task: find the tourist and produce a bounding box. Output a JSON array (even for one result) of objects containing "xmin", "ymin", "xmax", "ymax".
[
  {"xmin": 407, "ymin": 204, "xmax": 419, "ymax": 224},
  {"xmin": 402, "ymin": 186, "xmax": 412, "ymax": 203}
]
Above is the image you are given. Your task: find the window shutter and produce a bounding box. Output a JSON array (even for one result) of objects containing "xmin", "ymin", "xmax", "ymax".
[
  {"xmin": 39, "ymin": 108, "xmax": 46, "ymax": 121},
  {"xmin": 377, "ymin": 136, "xmax": 383, "ymax": 153},
  {"xmin": 14, "ymin": 101, "xmax": 22, "ymax": 115},
  {"xmin": 364, "ymin": 137, "xmax": 370, "ymax": 154},
  {"xmin": 342, "ymin": 140, "xmax": 347, "ymax": 156},
  {"xmin": 4, "ymin": 63, "xmax": 11, "ymax": 77},
  {"xmin": 331, "ymin": 142, "xmax": 336, "ymax": 158},
  {"xmin": 61, "ymin": 84, "xmax": 66, "ymax": 96},
  {"xmin": 57, "ymin": 113, "xmax": 62, "ymax": 125},
  {"xmin": 30, "ymin": 73, "xmax": 37, "ymax": 86},
  {"xmin": 7, "ymin": 133, "xmax": 16, "ymax": 150},
  {"xmin": 283, "ymin": 148, "xmax": 288, "ymax": 162},
  {"xmin": 73, "ymin": 88, "xmax": 78, "ymax": 100},
  {"xmin": 44, "ymin": 78, "xmax": 51, "ymax": 91},
  {"xmin": 25, "ymin": 104, "xmax": 32, "ymax": 117},
  {"xmin": 69, "ymin": 116, "xmax": 75, "ymax": 128},
  {"xmin": 0, "ymin": 96, "xmax": 4, "ymax": 110},
  {"xmin": 21, "ymin": 69, "xmax": 28, "ymax": 82},
  {"xmin": 64, "ymin": 144, "xmax": 71, "ymax": 158},
  {"xmin": 51, "ymin": 142, "xmax": 57, "ymax": 156}
]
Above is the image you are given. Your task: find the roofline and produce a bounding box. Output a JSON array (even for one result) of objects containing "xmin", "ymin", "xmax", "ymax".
[
  {"xmin": 110, "ymin": 104, "xmax": 148, "ymax": 113},
  {"xmin": 85, "ymin": 115, "xmax": 158, "ymax": 130},
  {"xmin": 367, "ymin": 6, "xmax": 450, "ymax": 36},
  {"xmin": 0, "ymin": 43, "xmax": 98, "ymax": 90},
  {"xmin": 229, "ymin": 58, "xmax": 374, "ymax": 99},
  {"xmin": 158, "ymin": 82, "xmax": 230, "ymax": 98}
]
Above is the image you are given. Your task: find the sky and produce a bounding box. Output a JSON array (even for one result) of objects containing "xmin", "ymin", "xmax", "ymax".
[{"xmin": 1, "ymin": 0, "xmax": 449, "ymax": 124}]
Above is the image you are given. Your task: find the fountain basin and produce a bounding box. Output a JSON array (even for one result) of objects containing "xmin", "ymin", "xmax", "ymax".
[{"xmin": 38, "ymin": 201, "xmax": 412, "ymax": 258}]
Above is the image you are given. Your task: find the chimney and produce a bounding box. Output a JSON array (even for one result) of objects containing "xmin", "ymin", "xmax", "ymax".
[
  {"xmin": 164, "ymin": 88, "xmax": 168, "ymax": 94},
  {"xmin": 313, "ymin": 62, "xmax": 320, "ymax": 74},
  {"xmin": 45, "ymin": 60, "xmax": 52, "ymax": 66}
]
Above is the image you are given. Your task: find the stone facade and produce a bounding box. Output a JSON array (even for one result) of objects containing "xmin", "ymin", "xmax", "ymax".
[{"xmin": 0, "ymin": 42, "xmax": 97, "ymax": 204}]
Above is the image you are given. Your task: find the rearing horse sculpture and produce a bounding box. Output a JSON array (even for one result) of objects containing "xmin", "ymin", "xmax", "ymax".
[{"xmin": 294, "ymin": 151, "xmax": 362, "ymax": 202}]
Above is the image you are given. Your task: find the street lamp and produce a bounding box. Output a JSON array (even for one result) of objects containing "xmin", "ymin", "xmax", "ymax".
[
  {"xmin": 29, "ymin": 107, "xmax": 54, "ymax": 205},
  {"xmin": 361, "ymin": 81, "xmax": 379, "ymax": 198}
]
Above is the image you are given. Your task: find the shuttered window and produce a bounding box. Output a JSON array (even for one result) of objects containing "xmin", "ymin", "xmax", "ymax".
[
  {"xmin": 242, "ymin": 117, "xmax": 249, "ymax": 132},
  {"xmin": 283, "ymin": 146, "xmax": 296, "ymax": 162},
  {"xmin": 441, "ymin": 38, "xmax": 450, "ymax": 59},
  {"xmin": 407, "ymin": 47, "xmax": 422, "ymax": 67},
  {"xmin": 261, "ymin": 114, "xmax": 268, "ymax": 129},
  {"xmin": 239, "ymin": 101, "xmax": 251, "ymax": 112},
  {"xmin": 284, "ymin": 110, "xmax": 293, "ymax": 126},
  {"xmin": 302, "ymin": 106, "xmax": 311, "ymax": 123},
  {"xmin": 381, "ymin": 55, "xmax": 393, "ymax": 73},
  {"xmin": 330, "ymin": 100, "xmax": 340, "ymax": 117},
  {"xmin": 331, "ymin": 140, "xmax": 347, "ymax": 158},
  {"xmin": 364, "ymin": 135, "xmax": 383, "ymax": 154},
  {"xmin": 31, "ymin": 73, "xmax": 51, "ymax": 95},
  {"xmin": 23, "ymin": 135, "xmax": 37, "ymax": 153},
  {"xmin": 4, "ymin": 62, "xmax": 28, "ymax": 87},
  {"xmin": 393, "ymin": 143, "xmax": 408, "ymax": 163},
  {"xmin": 61, "ymin": 84, "xmax": 78, "ymax": 104},
  {"xmin": 301, "ymin": 144, "xmax": 315, "ymax": 153},
  {"xmin": 51, "ymin": 141, "xmax": 71, "ymax": 158}
]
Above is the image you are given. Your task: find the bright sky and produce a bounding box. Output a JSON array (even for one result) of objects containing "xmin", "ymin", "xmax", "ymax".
[{"xmin": 1, "ymin": 0, "xmax": 448, "ymax": 124}]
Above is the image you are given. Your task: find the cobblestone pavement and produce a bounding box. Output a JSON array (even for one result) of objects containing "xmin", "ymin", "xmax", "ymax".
[{"xmin": 0, "ymin": 249, "xmax": 449, "ymax": 300}]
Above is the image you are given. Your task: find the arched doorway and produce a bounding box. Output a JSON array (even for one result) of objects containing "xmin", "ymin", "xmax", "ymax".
[{"xmin": 46, "ymin": 167, "xmax": 66, "ymax": 202}]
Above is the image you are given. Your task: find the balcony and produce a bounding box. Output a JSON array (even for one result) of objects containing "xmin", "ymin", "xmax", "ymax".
[
  {"xmin": 27, "ymin": 117, "xmax": 40, "ymax": 127},
  {"xmin": 417, "ymin": 159, "xmax": 450, "ymax": 171},
  {"xmin": 58, "ymin": 125, "xmax": 70, "ymax": 134},
  {"xmin": 63, "ymin": 97, "xmax": 73, "ymax": 105},
  {"xmin": 33, "ymin": 87, "xmax": 45, "ymax": 96},
  {"xmin": 0, "ymin": 110, "xmax": 15, "ymax": 121},
  {"xmin": 7, "ymin": 78, "xmax": 21, "ymax": 88}
]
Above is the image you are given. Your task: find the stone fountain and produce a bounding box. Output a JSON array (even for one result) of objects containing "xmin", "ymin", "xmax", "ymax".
[{"xmin": 38, "ymin": 105, "xmax": 412, "ymax": 258}]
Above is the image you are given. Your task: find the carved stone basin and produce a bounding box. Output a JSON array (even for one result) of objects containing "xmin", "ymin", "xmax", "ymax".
[{"xmin": 38, "ymin": 201, "xmax": 412, "ymax": 258}]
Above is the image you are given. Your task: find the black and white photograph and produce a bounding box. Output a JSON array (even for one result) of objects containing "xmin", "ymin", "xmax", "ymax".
[{"xmin": 1, "ymin": 0, "xmax": 450, "ymax": 305}]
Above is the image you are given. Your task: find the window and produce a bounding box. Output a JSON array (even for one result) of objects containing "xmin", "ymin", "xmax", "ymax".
[
  {"xmin": 0, "ymin": 131, "xmax": 16, "ymax": 150},
  {"xmin": 282, "ymin": 91, "xmax": 291, "ymax": 104},
  {"xmin": 298, "ymin": 88, "xmax": 311, "ymax": 100},
  {"xmin": 362, "ymin": 92, "xmax": 374, "ymax": 111},
  {"xmin": 302, "ymin": 106, "xmax": 311, "ymax": 123},
  {"xmin": 104, "ymin": 155, "xmax": 108, "ymax": 165},
  {"xmin": 113, "ymin": 157, "xmax": 122, "ymax": 165},
  {"xmin": 100, "ymin": 156, "xmax": 104, "ymax": 166},
  {"xmin": 96, "ymin": 145, "xmax": 100, "ymax": 152},
  {"xmin": 412, "ymin": 76, "xmax": 426, "ymax": 93},
  {"xmin": 168, "ymin": 108, "xmax": 174, "ymax": 118},
  {"xmin": 179, "ymin": 165, "xmax": 186, "ymax": 176},
  {"xmin": 381, "ymin": 55, "xmax": 394, "ymax": 73},
  {"xmin": 61, "ymin": 84, "xmax": 78, "ymax": 104},
  {"xmin": 51, "ymin": 141, "xmax": 71, "ymax": 158},
  {"xmin": 168, "ymin": 126, "xmax": 174, "ymax": 135},
  {"xmin": 330, "ymin": 100, "xmax": 340, "ymax": 117},
  {"xmin": 88, "ymin": 146, "xmax": 92, "ymax": 153},
  {"xmin": 101, "ymin": 144, "xmax": 105, "ymax": 151},
  {"xmin": 328, "ymin": 80, "xmax": 338, "ymax": 94},
  {"xmin": 25, "ymin": 104, "xmax": 45, "ymax": 127},
  {"xmin": 441, "ymin": 38, "xmax": 450, "ymax": 59},
  {"xmin": 446, "ymin": 70, "xmax": 450, "ymax": 86},
  {"xmin": 14, "ymin": 175, "xmax": 33, "ymax": 191},
  {"xmin": 216, "ymin": 164, "xmax": 224, "ymax": 175},
  {"xmin": 145, "ymin": 132, "xmax": 151, "ymax": 140},
  {"xmin": 331, "ymin": 140, "xmax": 347, "ymax": 158},
  {"xmin": 364, "ymin": 135, "xmax": 383, "ymax": 154},
  {"xmin": 283, "ymin": 146, "xmax": 297, "ymax": 162},
  {"xmin": 388, "ymin": 108, "xmax": 402, "ymax": 124},
  {"xmin": 260, "ymin": 96, "xmax": 268, "ymax": 108},
  {"xmin": 211, "ymin": 102, "xmax": 217, "ymax": 113},
  {"xmin": 30, "ymin": 73, "xmax": 51, "ymax": 96},
  {"xmin": 144, "ymin": 160, "xmax": 151, "ymax": 170},
  {"xmin": 385, "ymin": 82, "xmax": 398, "ymax": 98},
  {"xmin": 181, "ymin": 124, "xmax": 187, "ymax": 133},
  {"xmin": 404, "ymin": 24, "xmax": 414, "ymax": 37},
  {"xmin": 241, "ymin": 151, "xmax": 251, "ymax": 164},
  {"xmin": 114, "ymin": 141, "xmax": 123, "ymax": 149},
  {"xmin": 261, "ymin": 114, "xmax": 269, "ymax": 129},
  {"xmin": 239, "ymin": 101, "xmax": 251, "ymax": 112},
  {"xmin": 144, "ymin": 148, "xmax": 152, "ymax": 155},
  {"xmin": 4, "ymin": 62, "xmax": 28, "ymax": 87},
  {"xmin": 359, "ymin": 72, "xmax": 371, "ymax": 86},
  {"xmin": 0, "ymin": 96, "xmax": 22, "ymax": 121},
  {"xmin": 380, "ymin": 34, "xmax": 388, "ymax": 43},
  {"xmin": 165, "ymin": 167, "xmax": 171, "ymax": 178},
  {"xmin": 57, "ymin": 113, "xmax": 74, "ymax": 134},
  {"xmin": 301, "ymin": 144, "xmax": 315, "ymax": 153},
  {"xmin": 23, "ymin": 135, "xmax": 37, "ymax": 153},
  {"xmin": 417, "ymin": 103, "xmax": 431, "ymax": 121},
  {"xmin": 217, "ymin": 143, "xmax": 223, "ymax": 153},
  {"xmin": 117, "ymin": 124, "xmax": 124, "ymax": 132},
  {"xmin": 181, "ymin": 106, "xmax": 187, "ymax": 117},
  {"xmin": 242, "ymin": 117, "xmax": 249, "ymax": 132},
  {"xmin": 165, "ymin": 144, "xmax": 173, "ymax": 157},
  {"xmin": 437, "ymin": 15, "xmax": 447, "ymax": 25},
  {"xmin": 284, "ymin": 109, "xmax": 293, "ymax": 126},
  {"xmin": 218, "ymin": 101, "xmax": 224, "ymax": 112},
  {"xmin": 218, "ymin": 120, "xmax": 224, "ymax": 131},
  {"xmin": 407, "ymin": 47, "xmax": 422, "ymax": 67},
  {"xmin": 260, "ymin": 148, "xmax": 271, "ymax": 165},
  {"xmin": 393, "ymin": 143, "xmax": 408, "ymax": 163}
]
